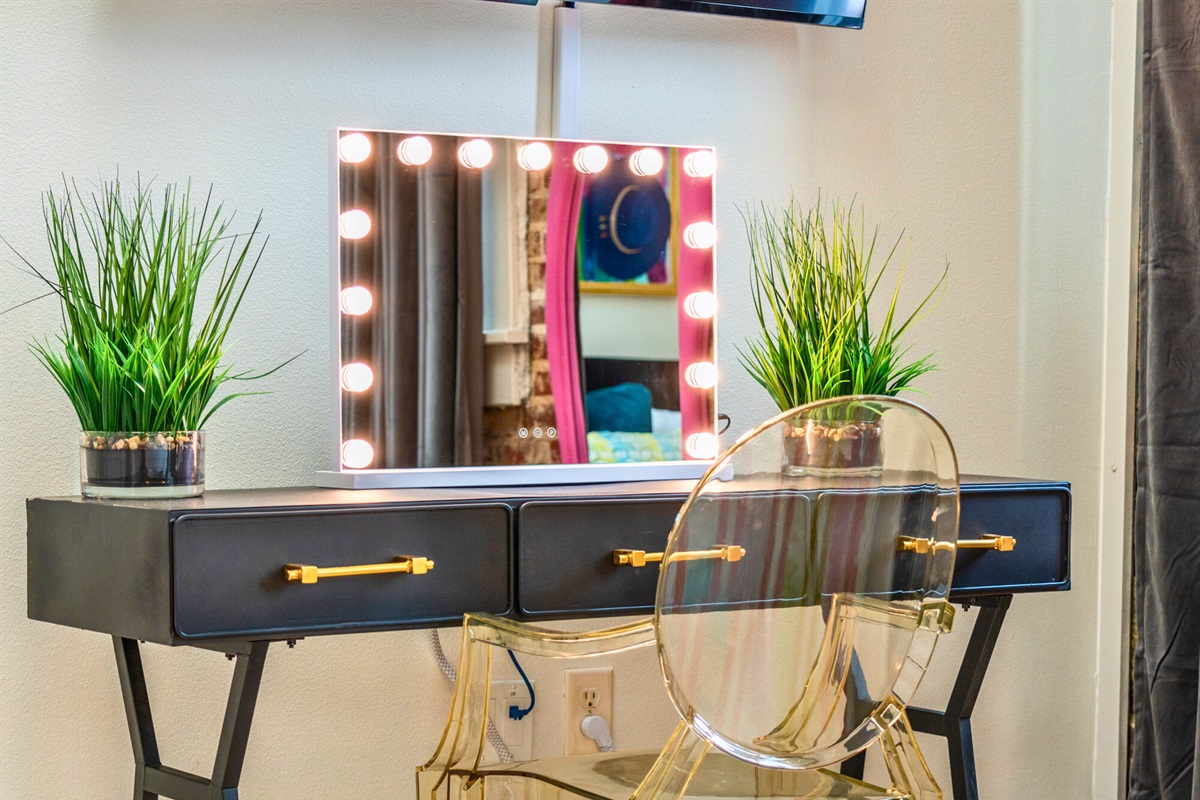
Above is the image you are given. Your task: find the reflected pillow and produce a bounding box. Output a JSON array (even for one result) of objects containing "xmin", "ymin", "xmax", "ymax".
[
  {"xmin": 585, "ymin": 382, "xmax": 653, "ymax": 433},
  {"xmin": 588, "ymin": 431, "xmax": 683, "ymax": 463}
]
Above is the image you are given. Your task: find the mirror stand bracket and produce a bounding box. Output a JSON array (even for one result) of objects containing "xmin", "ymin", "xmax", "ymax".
[{"xmin": 552, "ymin": 3, "xmax": 581, "ymax": 138}]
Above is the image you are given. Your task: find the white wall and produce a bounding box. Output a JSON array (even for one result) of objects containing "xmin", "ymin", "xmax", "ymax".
[
  {"xmin": 580, "ymin": 294, "xmax": 679, "ymax": 360},
  {"xmin": 777, "ymin": 4, "xmax": 1115, "ymax": 796},
  {"xmin": 0, "ymin": 1, "xmax": 1122, "ymax": 798}
]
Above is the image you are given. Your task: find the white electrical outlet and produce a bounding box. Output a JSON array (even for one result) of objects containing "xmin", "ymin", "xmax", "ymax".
[
  {"xmin": 489, "ymin": 678, "xmax": 535, "ymax": 762},
  {"xmin": 564, "ymin": 667, "xmax": 613, "ymax": 756}
]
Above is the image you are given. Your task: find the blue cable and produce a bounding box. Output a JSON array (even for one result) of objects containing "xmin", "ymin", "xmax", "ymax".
[{"xmin": 506, "ymin": 649, "xmax": 536, "ymax": 720}]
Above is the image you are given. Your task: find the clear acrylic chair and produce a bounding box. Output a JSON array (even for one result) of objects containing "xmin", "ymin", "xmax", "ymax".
[{"xmin": 417, "ymin": 396, "xmax": 960, "ymax": 800}]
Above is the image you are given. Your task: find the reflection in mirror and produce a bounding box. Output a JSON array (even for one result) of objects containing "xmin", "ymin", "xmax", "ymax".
[{"xmin": 333, "ymin": 129, "xmax": 716, "ymax": 473}]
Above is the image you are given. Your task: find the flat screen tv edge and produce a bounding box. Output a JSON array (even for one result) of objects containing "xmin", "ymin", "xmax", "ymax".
[{"xmin": 479, "ymin": 0, "xmax": 866, "ymax": 29}]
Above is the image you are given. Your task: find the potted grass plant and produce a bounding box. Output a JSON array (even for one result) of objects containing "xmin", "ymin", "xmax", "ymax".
[
  {"xmin": 13, "ymin": 176, "xmax": 281, "ymax": 498},
  {"xmin": 738, "ymin": 196, "xmax": 947, "ymax": 476}
]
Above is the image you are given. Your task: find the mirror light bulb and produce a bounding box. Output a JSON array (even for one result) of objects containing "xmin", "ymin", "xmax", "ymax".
[
  {"xmin": 458, "ymin": 139, "xmax": 494, "ymax": 169},
  {"xmin": 684, "ymin": 291, "xmax": 717, "ymax": 320},
  {"xmin": 341, "ymin": 439, "xmax": 375, "ymax": 469},
  {"xmin": 630, "ymin": 147, "xmax": 664, "ymax": 177},
  {"xmin": 339, "ymin": 286, "xmax": 373, "ymax": 316},
  {"xmin": 338, "ymin": 209, "xmax": 372, "ymax": 240},
  {"xmin": 685, "ymin": 362, "xmax": 718, "ymax": 390},
  {"xmin": 685, "ymin": 432, "xmax": 719, "ymax": 460},
  {"xmin": 340, "ymin": 362, "xmax": 374, "ymax": 393},
  {"xmin": 573, "ymin": 145, "xmax": 609, "ymax": 175},
  {"xmin": 397, "ymin": 136, "xmax": 433, "ymax": 166},
  {"xmin": 338, "ymin": 132, "xmax": 372, "ymax": 164},
  {"xmin": 684, "ymin": 221, "xmax": 717, "ymax": 250},
  {"xmin": 684, "ymin": 150, "xmax": 716, "ymax": 178},
  {"xmin": 517, "ymin": 141, "xmax": 553, "ymax": 171}
]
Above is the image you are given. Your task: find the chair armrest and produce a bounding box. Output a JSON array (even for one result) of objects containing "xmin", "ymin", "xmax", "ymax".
[
  {"xmin": 417, "ymin": 614, "xmax": 657, "ymax": 800},
  {"xmin": 465, "ymin": 612, "xmax": 656, "ymax": 658}
]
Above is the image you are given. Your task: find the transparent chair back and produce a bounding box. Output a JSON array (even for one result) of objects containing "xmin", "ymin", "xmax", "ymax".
[
  {"xmin": 655, "ymin": 396, "xmax": 959, "ymax": 770},
  {"xmin": 417, "ymin": 396, "xmax": 959, "ymax": 800}
]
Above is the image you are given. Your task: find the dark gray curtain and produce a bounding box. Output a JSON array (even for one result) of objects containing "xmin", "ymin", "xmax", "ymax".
[
  {"xmin": 340, "ymin": 133, "xmax": 484, "ymax": 468},
  {"xmin": 1130, "ymin": 3, "xmax": 1200, "ymax": 798}
]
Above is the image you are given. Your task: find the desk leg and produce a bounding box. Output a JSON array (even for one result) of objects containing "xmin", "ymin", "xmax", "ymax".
[
  {"xmin": 114, "ymin": 637, "xmax": 160, "ymax": 800},
  {"xmin": 839, "ymin": 594, "xmax": 1012, "ymax": 800},
  {"xmin": 113, "ymin": 637, "xmax": 269, "ymax": 800},
  {"xmin": 839, "ymin": 655, "xmax": 872, "ymax": 782},
  {"xmin": 906, "ymin": 594, "xmax": 1012, "ymax": 800}
]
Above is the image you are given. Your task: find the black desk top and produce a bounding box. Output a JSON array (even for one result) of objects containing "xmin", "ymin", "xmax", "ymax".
[{"xmin": 34, "ymin": 474, "xmax": 1068, "ymax": 513}]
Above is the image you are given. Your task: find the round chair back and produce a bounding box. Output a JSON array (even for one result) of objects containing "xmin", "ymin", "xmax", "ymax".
[{"xmin": 655, "ymin": 396, "xmax": 959, "ymax": 769}]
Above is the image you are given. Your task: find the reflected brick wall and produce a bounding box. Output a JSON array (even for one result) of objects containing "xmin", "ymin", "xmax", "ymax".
[{"xmin": 482, "ymin": 168, "xmax": 562, "ymax": 465}]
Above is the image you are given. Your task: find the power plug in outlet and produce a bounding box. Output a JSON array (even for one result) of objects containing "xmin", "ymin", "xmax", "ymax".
[
  {"xmin": 564, "ymin": 667, "xmax": 613, "ymax": 756},
  {"xmin": 489, "ymin": 678, "xmax": 534, "ymax": 762}
]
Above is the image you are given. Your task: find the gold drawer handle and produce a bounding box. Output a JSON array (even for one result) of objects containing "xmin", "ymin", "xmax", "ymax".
[
  {"xmin": 613, "ymin": 545, "xmax": 746, "ymax": 568},
  {"xmin": 898, "ymin": 534, "xmax": 1016, "ymax": 554},
  {"xmin": 284, "ymin": 556, "xmax": 434, "ymax": 584},
  {"xmin": 961, "ymin": 534, "xmax": 1016, "ymax": 551}
]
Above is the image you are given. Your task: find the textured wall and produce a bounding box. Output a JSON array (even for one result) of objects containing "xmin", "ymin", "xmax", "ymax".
[
  {"xmin": 767, "ymin": 5, "xmax": 1115, "ymax": 795},
  {"xmin": 0, "ymin": 1, "xmax": 1116, "ymax": 798}
]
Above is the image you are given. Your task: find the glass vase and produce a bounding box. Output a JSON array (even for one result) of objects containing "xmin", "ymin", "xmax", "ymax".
[
  {"xmin": 782, "ymin": 417, "xmax": 883, "ymax": 478},
  {"xmin": 80, "ymin": 431, "xmax": 205, "ymax": 499}
]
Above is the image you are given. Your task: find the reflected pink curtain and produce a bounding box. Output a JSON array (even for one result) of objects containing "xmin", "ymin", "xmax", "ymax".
[
  {"xmin": 677, "ymin": 150, "xmax": 716, "ymax": 453},
  {"xmin": 545, "ymin": 144, "xmax": 588, "ymax": 463}
]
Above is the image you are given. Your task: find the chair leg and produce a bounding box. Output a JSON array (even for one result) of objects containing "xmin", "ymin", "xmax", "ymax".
[
  {"xmin": 461, "ymin": 774, "xmax": 487, "ymax": 800},
  {"xmin": 416, "ymin": 624, "xmax": 495, "ymax": 800},
  {"xmin": 632, "ymin": 721, "xmax": 711, "ymax": 800},
  {"xmin": 756, "ymin": 596, "xmax": 858, "ymax": 753},
  {"xmin": 879, "ymin": 706, "xmax": 941, "ymax": 800}
]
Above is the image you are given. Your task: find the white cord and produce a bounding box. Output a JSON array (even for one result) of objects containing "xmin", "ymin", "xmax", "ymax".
[
  {"xmin": 581, "ymin": 715, "xmax": 615, "ymax": 753},
  {"xmin": 430, "ymin": 629, "xmax": 515, "ymax": 763}
]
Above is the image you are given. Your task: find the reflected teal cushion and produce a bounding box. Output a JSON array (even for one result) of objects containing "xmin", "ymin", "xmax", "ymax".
[{"xmin": 585, "ymin": 382, "xmax": 653, "ymax": 433}]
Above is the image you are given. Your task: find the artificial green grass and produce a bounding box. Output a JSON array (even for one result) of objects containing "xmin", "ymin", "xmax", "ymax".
[
  {"xmin": 14, "ymin": 177, "xmax": 285, "ymax": 432},
  {"xmin": 739, "ymin": 196, "xmax": 947, "ymax": 413}
]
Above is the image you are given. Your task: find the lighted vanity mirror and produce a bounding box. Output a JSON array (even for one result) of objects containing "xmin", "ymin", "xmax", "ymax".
[{"xmin": 316, "ymin": 129, "xmax": 717, "ymax": 489}]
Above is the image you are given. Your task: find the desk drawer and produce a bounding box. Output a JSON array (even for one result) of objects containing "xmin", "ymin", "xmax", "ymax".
[
  {"xmin": 951, "ymin": 487, "xmax": 1071, "ymax": 597},
  {"xmin": 515, "ymin": 487, "xmax": 1069, "ymax": 618},
  {"xmin": 173, "ymin": 504, "xmax": 511, "ymax": 639},
  {"xmin": 516, "ymin": 497, "xmax": 685, "ymax": 617}
]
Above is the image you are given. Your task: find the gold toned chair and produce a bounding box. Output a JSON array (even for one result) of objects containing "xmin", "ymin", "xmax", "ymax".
[{"xmin": 418, "ymin": 396, "xmax": 960, "ymax": 800}]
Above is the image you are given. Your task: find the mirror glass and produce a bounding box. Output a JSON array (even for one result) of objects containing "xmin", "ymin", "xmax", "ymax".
[{"xmin": 335, "ymin": 129, "xmax": 716, "ymax": 471}]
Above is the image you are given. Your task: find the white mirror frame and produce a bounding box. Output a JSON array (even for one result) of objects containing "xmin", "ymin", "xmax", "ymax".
[{"xmin": 315, "ymin": 128, "xmax": 717, "ymax": 489}]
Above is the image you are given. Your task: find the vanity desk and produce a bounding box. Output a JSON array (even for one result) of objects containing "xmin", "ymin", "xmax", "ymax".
[{"xmin": 27, "ymin": 475, "xmax": 1069, "ymax": 800}]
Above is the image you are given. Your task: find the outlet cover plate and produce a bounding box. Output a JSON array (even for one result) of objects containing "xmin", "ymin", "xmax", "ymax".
[
  {"xmin": 564, "ymin": 667, "xmax": 613, "ymax": 756},
  {"xmin": 490, "ymin": 678, "xmax": 534, "ymax": 762}
]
